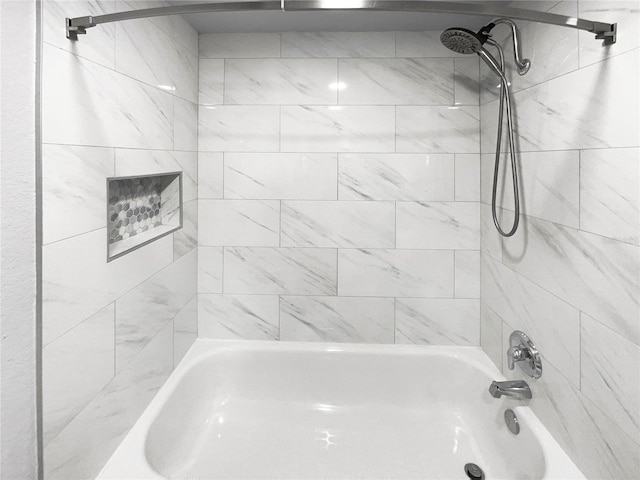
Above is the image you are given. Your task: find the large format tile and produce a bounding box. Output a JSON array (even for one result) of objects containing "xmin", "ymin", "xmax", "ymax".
[
  {"xmin": 115, "ymin": 20, "xmax": 198, "ymax": 103},
  {"xmin": 115, "ymin": 249, "xmax": 196, "ymax": 372},
  {"xmin": 396, "ymin": 202, "xmax": 480, "ymax": 250},
  {"xmin": 174, "ymin": 200, "xmax": 197, "ymax": 259},
  {"xmin": 224, "ymin": 153, "xmax": 337, "ymax": 200},
  {"xmin": 43, "ymin": 44, "xmax": 174, "ymax": 149},
  {"xmin": 281, "ymin": 106, "xmax": 395, "ymax": 153},
  {"xmin": 198, "ymin": 152, "xmax": 224, "ymax": 199},
  {"xmin": 43, "ymin": 304, "xmax": 115, "ymax": 446},
  {"xmin": 580, "ymin": 147, "xmax": 639, "ymax": 245},
  {"xmin": 503, "ymin": 215, "xmax": 640, "ymax": 345},
  {"xmin": 198, "ymin": 247, "xmax": 223, "ymax": 294},
  {"xmin": 481, "ymin": 150, "xmax": 580, "ymax": 228},
  {"xmin": 44, "ymin": 322, "xmax": 174, "ymax": 480},
  {"xmin": 174, "ymin": 296, "xmax": 197, "ymax": 366},
  {"xmin": 483, "ymin": 254, "xmax": 582, "ymax": 387},
  {"xmin": 396, "ymin": 298, "xmax": 480, "ymax": 346},
  {"xmin": 198, "ymin": 59, "xmax": 224, "ymax": 106},
  {"xmin": 280, "ymin": 296, "xmax": 394, "ymax": 343},
  {"xmin": 581, "ymin": 313, "xmax": 640, "ymax": 443},
  {"xmin": 338, "ymin": 58, "xmax": 453, "ymax": 105},
  {"xmin": 396, "ymin": 106, "xmax": 480, "ymax": 153},
  {"xmin": 480, "ymin": 302, "xmax": 503, "ymax": 371},
  {"xmin": 198, "ymin": 200, "xmax": 280, "ymax": 247},
  {"xmin": 396, "ymin": 31, "xmax": 458, "ymax": 58},
  {"xmin": 480, "ymin": 204, "xmax": 503, "ymax": 261},
  {"xmin": 224, "ymin": 247, "xmax": 337, "ymax": 295},
  {"xmin": 43, "ymin": 0, "xmax": 116, "ymax": 69},
  {"xmin": 481, "ymin": 50, "xmax": 639, "ymax": 152},
  {"xmin": 174, "ymin": 99, "xmax": 198, "ymax": 152},
  {"xmin": 225, "ymin": 59, "xmax": 337, "ymax": 105},
  {"xmin": 281, "ymin": 31, "xmax": 395, "ymax": 58},
  {"xmin": 338, "ymin": 153, "xmax": 454, "ymax": 201},
  {"xmin": 198, "ymin": 294, "xmax": 279, "ymax": 340},
  {"xmin": 454, "ymin": 57, "xmax": 480, "ymax": 105},
  {"xmin": 42, "ymin": 144, "xmax": 114, "ymax": 245},
  {"xmin": 454, "ymin": 154, "xmax": 480, "ymax": 201},
  {"xmin": 198, "ymin": 105, "xmax": 280, "ymax": 152},
  {"xmin": 43, "ymin": 229, "xmax": 173, "ymax": 345},
  {"xmin": 455, "ymin": 250, "xmax": 480, "ymax": 299},
  {"xmin": 200, "ymin": 33, "xmax": 281, "ymax": 58},
  {"xmin": 281, "ymin": 201, "xmax": 395, "ymax": 248},
  {"xmin": 338, "ymin": 249, "xmax": 454, "ymax": 297}
]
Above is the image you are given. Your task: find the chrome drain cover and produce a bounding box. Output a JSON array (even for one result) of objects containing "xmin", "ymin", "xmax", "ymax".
[
  {"xmin": 505, "ymin": 408, "xmax": 520, "ymax": 435},
  {"xmin": 464, "ymin": 462, "xmax": 485, "ymax": 479}
]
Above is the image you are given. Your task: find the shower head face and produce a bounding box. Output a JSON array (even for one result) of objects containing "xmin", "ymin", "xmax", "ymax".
[{"xmin": 440, "ymin": 27, "xmax": 485, "ymax": 54}]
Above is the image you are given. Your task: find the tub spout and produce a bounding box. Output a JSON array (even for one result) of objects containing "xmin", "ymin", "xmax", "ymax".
[{"xmin": 489, "ymin": 380, "xmax": 532, "ymax": 400}]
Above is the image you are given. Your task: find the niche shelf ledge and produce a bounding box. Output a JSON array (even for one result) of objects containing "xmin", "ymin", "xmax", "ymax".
[{"xmin": 106, "ymin": 172, "xmax": 182, "ymax": 262}]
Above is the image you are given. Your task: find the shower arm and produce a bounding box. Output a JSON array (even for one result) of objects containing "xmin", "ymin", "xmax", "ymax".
[
  {"xmin": 66, "ymin": 0, "xmax": 617, "ymax": 43},
  {"xmin": 481, "ymin": 18, "xmax": 531, "ymax": 76}
]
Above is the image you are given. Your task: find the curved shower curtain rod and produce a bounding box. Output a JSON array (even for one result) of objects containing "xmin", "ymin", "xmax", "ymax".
[{"xmin": 66, "ymin": 0, "xmax": 617, "ymax": 43}]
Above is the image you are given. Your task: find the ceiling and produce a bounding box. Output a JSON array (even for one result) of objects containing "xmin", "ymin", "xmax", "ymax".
[{"xmin": 167, "ymin": 1, "xmax": 513, "ymax": 34}]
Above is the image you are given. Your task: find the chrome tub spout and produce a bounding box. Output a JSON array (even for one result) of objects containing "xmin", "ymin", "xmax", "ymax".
[{"xmin": 489, "ymin": 380, "xmax": 532, "ymax": 400}]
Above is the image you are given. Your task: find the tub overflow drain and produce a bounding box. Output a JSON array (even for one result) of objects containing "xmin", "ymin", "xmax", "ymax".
[{"xmin": 464, "ymin": 463, "xmax": 485, "ymax": 480}]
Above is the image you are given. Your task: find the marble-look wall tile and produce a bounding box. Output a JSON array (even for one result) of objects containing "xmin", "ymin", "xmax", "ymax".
[
  {"xmin": 198, "ymin": 105, "xmax": 280, "ymax": 152},
  {"xmin": 170, "ymin": 14, "xmax": 198, "ymax": 53},
  {"xmin": 42, "ymin": 144, "xmax": 114, "ymax": 245},
  {"xmin": 198, "ymin": 200, "xmax": 280, "ymax": 247},
  {"xmin": 480, "ymin": 302, "xmax": 503, "ymax": 371},
  {"xmin": 454, "ymin": 58, "xmax": 479, "ymax": 105},
  {"xmin": 115, "ymin": 21, "xmax": 198, "ymax": 103},
  {"xmin": 174, "ymin": 98, "xmax": 198, "ymax": 151},
  {"xmin": 225, "ymin": 59, "xmax": 337, "ymax": 105},
  {"xmin": 198, "ymin": 152, "xmax": 224, "ymax": 199},
  {"xmin": 396, "ymin": 31, "xmax": 459, "ymax": 58},
  {"xmin": 199, "ymin": 59, "xmax": 224, "ymax": 106},
  {"xmin": 581, "ymin": 313, "xmax": 640, "ymax": 442},
  {"xmin": 480, "ymin": 204, "xmax": 503, "ymax": 262},
  {"xmin": 281, "ymin": 201, "xmax": 395, "ymax": 248},
  {"xmin": 43, "ymin": 304, "xmax": 115, "ymax": 446},
  {"xmin": 503, "ymin": 215, "xmax": 640, "ymax": 345},
  {"xmin": 43, "ymin": 0, "xmax": 116, "ymax": 69},
  {"xmin": 200, "ymin": 33, "xmax": 281, "ymax": 58},
  {"xmin": 502, "ymin": 356, "xmax": 640, "ymax": 480},
  {"xmin": 338, "ymin": 153, "xmax": 454, "ymax": 201},
  {"xmin": 114, "ymin": 149, "xmax": 197, "ymax": 203},
  {"xmin": 580, "ymin": 147, "xmax": 639, "ymax": 245},
  {"xmin": 43, "ymin": 44, "xmax": 174, "ymax": 149},
  {"xmin": 280, "ymin": 296, "xmax": 394, "ymax": 343},
  {"xmin": 338, "ymin": 249, "xmax": 454, "ymax": 297},
  {"xmin": 43, "ymin": 229, "xmax": 173, "ymax": 345},
  {"xmin": 578, "ymin": 1, "xmax": 639, "ymax": 68},
  {"xmin": 281, "ymin": 106, "xmax": 395, "ymax": 153},
  {"xmin": 224, "ymin": 247, "xmax": 337, "ymax": 295},
  {"xmin": 483, "ymin": 254, "xmax": 582, "ymax": 387},
  {"xmin": 281, "ymin": 31, "xmax": 395, "ymax": 58},
  {"xmin": 198, "ymin": 294, "xmax": 279, "ymax": 340},
  {"xmin": 455, "ymin": 250, "xmax": 480, "ymax": 299},
  {"xmin": 454, "ymin": 154, "xmax": 480, "ymax": 201},
  {"xmin": 481, "ymin": 50, "xmax": 639, "ymax": 152},
  {"xmin": 225, "ymin": 153, "xmax": 338, "ymax": 200},
  {"xmin": 395, "ymin": 298, "xmax": 479, "ymax": 345},
  {"xmin": 174, "ymin": 200, "xmax": 197, "ymax": 259},
  {"xmin": 115, "ymin": 249, "xmax": 196, "ymax": 371},
  {"xmin": 44, "ymin": 321, "xmax": 174, "ymax": 480},
  {"xmin": 396, "ymin": 106, "xmax": 480, "ymax": 153},
  {"xmin": 338, "ymin": 58, "xmax": 453, "ymax": 105},
  {"xmin": 174, "ymin": 296, "xmax": 198, "ymax": 366},
  {"xmin": 481, "ymin": 150, "xmax": 580, "ymax": 228},
  {"xmin": 396, "ymin": 202, "xmax": 480, "ymax": 250},
  {"xmin": 198, "ymin": 247, "xmax": 223, "ymax": 293}
]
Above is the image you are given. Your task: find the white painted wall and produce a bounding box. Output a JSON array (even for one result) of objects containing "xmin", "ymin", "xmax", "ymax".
[{"xmin": 0, "ymin": 0, "xmax": 40, "ymax": 478}]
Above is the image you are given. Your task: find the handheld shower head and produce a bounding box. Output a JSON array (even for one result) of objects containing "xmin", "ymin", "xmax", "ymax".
[{"xmin": 440, "ymin": 26, "xmax": 490, "ymax": 54}]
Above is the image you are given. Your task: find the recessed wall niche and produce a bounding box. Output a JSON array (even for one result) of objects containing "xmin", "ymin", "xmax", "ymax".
[{"xmin": 107, "ymin": 172, "xmax": 182, "ymax": 261}]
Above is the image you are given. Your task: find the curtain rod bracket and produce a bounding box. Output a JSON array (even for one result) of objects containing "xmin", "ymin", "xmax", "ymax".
[{"xmin": 66, "ymin": 17, "xmax": 96, "ymax": 40}]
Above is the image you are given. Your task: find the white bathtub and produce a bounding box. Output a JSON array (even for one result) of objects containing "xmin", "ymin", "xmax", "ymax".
[{"xmin": 98, "ymin": 340, "xmax": 585, "ymax": 480}]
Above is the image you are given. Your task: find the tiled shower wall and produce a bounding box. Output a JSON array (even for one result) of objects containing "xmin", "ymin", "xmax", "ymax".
[
  {"xmin": 478, "ymin": 1, "xmax": 639, "ymax": 479},
  {"xmin": 197, "ymin": 32, "xmax": 482, "ymax": 344},
  {"xmin": 41, "ymin": 1, "xmax": 198, "ymax": 478}
]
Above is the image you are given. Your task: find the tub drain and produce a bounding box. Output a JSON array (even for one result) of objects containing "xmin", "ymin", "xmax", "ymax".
[{"xmin": 464, "ymin": 463, "xmax": 485, "ymax": 480}]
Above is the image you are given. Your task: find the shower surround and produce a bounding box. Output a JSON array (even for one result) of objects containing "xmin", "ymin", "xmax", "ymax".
[
  {"xmin": 41, "ymin": 1, "xmax": 198, "ymax": 478},
  {"xmin": 478, "ymin": 1, "xmax": 639, "ymax": 479},
  {"xmin": 196, "ymin": 31, "xmax": 482, "ymax": 344}
]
